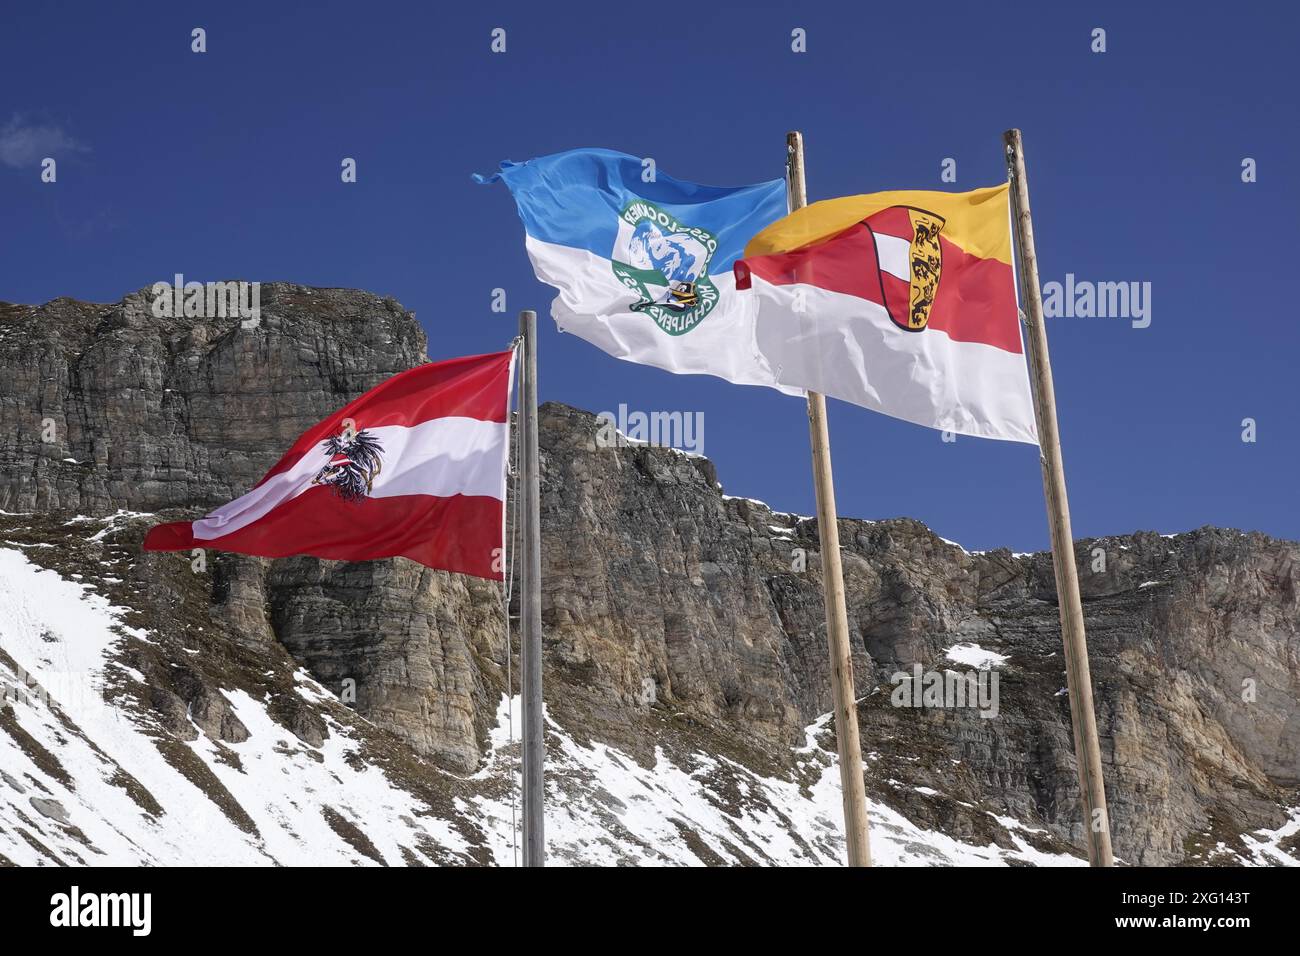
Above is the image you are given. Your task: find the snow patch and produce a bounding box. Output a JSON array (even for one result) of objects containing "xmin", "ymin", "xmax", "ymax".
[{"xmin": 944, "ymin": 643, "xmax": 1009, "ymax": 670}]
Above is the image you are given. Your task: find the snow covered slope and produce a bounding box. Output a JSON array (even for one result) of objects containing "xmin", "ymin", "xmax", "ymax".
[
  {"xmin": 0, "ymin": 517, "xmax": 1099, "ymax": 867},
  {"xmin": 0, "ymin": 545, "xmax": 464, "ymax": 865},
  {"xmin": 1, "ymin": 513, "xmax": 1294, "ymax": 867}
]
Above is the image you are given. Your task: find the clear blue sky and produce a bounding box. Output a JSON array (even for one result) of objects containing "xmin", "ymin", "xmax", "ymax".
[{"xmin": 2, "ymin": 1, "xmax": 1295, "ymax": 552}]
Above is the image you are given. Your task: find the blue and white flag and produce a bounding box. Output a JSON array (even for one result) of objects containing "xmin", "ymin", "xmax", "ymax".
[{"xmin": 476, "ymin": 148, "xmax": 791, "ymax": 390}]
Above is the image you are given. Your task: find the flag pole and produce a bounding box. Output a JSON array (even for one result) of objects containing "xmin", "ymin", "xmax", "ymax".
[
  {"xmin": 1003, "ymin": 129, "xmax": 1114, "ymax": 867},
  {"xmin": 787, "ymin": 131, "xmax": 872, "ymax": 867},
  {"xmin": 518, "ymin": 308, "xmax": 546, "ymax": 867}
]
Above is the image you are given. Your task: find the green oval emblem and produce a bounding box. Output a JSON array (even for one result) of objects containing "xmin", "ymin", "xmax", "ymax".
[{"xmin": 612, "ymin": 200, "xmax": 719, "ymax": 335}]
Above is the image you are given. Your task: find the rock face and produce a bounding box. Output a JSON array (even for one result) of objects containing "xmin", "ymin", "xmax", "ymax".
[
  {"xmin": 1, "ymin": 285, "xmax": 1296, "ymax": 865},
  {"xmin": 536, "ymin": 405, "xmax": 1300, "ymax": 864},
  {"xmin": 0, "ymin": 286, "xmax": 503, "ymax": 772},
  {"xmin": 0, "ymin": 285, "xmax": 427, "ymax": 514}
]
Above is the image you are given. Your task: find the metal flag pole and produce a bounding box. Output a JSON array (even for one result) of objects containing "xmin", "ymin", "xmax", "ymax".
[
  {"xmin": 518, "ymin": 309, "xmax": 546, "ymax": 867},
  {"xmin": 786, "ymin": 131, "xmax": 873, "ymax": 867},
  {"xmin": 1003, "ymin": 129, "xmax": 1114, "ymax": 867}
]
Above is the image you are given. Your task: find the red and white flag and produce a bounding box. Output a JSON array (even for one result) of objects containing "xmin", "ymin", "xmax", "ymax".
[
  {"xmin": 735, "ymin": 185, "xmax": 1038, "ymax": 444},
  {"xmin": 144, "ymin": 350, "xmax": 515, "ymax": 580}
]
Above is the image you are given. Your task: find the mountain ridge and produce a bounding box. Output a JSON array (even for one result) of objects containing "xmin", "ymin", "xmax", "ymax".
[{"xmin": 0, "ymin": 283, "xmax": 1296, "ymax": 866}]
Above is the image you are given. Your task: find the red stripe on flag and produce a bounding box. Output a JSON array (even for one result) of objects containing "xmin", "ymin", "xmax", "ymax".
[
  {"xmin": 735, "ymin": 224, "xmax": 885, "ymax": 305},
  {"xmin": 927, "ymin": 237, "xmax": 1021, "ymax": 354},
  {"xmin": 736, "ymin": 227, "xmax": 1021, "ymax": 354},
  {"xmin": 143, "ymin": 489, "xmax": 505, "ymax": 580}
]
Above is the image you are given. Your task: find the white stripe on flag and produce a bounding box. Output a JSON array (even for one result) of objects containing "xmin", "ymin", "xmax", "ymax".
[
  {"xmin": 748, "ymin": 277, "xmax": 1037, "ymax": 444},
  {"xmin": 873, "ymin": 232, "xmax": 911, "ymax": 282},
  {"xmin": 525, "ymin": 235, "xmax": 803, "ymax": 395},
  {"xmin": 193, "ymin": 417, "xmax": 508, "ymax": 540}
]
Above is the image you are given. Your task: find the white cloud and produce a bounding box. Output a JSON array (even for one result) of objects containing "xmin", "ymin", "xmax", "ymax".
[{"xmin": 0, "ymin": 114, "xmax": 88, "ymax": 168}]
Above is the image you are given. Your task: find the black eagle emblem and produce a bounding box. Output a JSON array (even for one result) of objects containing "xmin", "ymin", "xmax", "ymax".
[{"xmin": 311, "ymin": 421, "xmax": 384, "ymax": 502}]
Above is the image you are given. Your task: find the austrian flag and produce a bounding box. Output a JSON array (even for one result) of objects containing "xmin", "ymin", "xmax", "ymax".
[{"xmin": 144, "ymin": 350, "xmax": 515, "ymax": 580}]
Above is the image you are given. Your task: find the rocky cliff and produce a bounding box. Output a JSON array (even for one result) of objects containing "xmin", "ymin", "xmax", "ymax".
[{"xmin": 0, "ymin": 284, "xmax": 1296, "ymax": 866}]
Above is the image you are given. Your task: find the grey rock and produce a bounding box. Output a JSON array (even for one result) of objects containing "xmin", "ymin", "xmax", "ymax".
[{"xmin": 30, "ymin": 797, "xmax": 69, "ymax": 822}]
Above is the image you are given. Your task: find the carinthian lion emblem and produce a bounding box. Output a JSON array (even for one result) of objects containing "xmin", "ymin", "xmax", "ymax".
[
  {"xmin": 311, "ymin": 419, "xmax": 384, "ymax": 502},
  {"xmin": 905, "ymin": 211, "xmax": 944, "ymax": 331},
  {"xmin": 865, "ymin": 206, "xmax": 947, "ymax": 333}
]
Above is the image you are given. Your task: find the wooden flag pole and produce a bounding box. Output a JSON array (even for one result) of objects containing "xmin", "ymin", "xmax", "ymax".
[
  {"xmin": 787, "ymin": 131, "xmax": 872, "ymax": 867},
  {"xmin": 1003, "ymin": 129, "xmax": 1114, "ymax": 867},
  {"xmin": 518, "ymin": 309, "xmax": 546, "ymax": 867}
]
